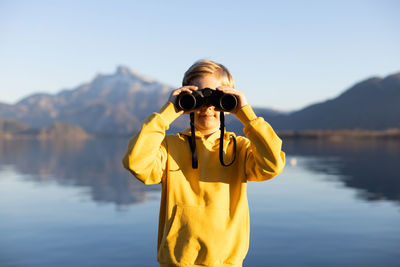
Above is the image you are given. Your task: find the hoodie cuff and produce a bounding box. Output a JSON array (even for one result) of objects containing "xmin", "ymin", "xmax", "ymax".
[
  {"xmin": 235, "ymin": 104, "xmax": 257, "ymax": 125},
  {"xmin": 158, "ymin": 102, "xmax": 182, "ymax": 125}
]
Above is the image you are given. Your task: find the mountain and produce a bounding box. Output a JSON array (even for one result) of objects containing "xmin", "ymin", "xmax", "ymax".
[
  {"xmin": 265, "ymin": 72, "xmax": 400, "ymax": 130},
  {"xmin": 1, "ymin": 67, "xmax": 398, "ymax": 135},
  {"xmin": 0, "ymin": 66, "xmax": 172, "ymax": 135}
]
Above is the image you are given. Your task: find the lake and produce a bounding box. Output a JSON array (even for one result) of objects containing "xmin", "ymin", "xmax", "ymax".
[{"xmin": 0, "ymin": 138, "xmax": 399, "ymax": 267}]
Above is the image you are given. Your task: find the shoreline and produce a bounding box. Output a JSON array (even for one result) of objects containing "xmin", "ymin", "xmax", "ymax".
[
  {"xmin": 2, "ymin": 129, "xmax": 400, "ymax": 141},
  {"xmin": 278, "ymin": 129, "xmax": 400, "ymax": 140}
]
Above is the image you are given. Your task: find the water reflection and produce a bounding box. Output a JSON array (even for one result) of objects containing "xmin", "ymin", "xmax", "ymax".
[
  {"xmin": 283, "ymin": 139, "xmax": 400, "ymax": 205},
  {"xmin": 0, "ymin": 138, "xmax": 160, "ymax": 207},
  {"xmin": 1, "ymin": 138, "xmax": 399, "ymax": 207}
]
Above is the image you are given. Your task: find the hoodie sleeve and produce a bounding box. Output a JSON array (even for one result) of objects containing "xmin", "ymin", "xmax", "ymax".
[
  {"xmin": 122, "ymin": 102, "xmax": 181, "ymax": 185},
  {"xmin": 235, "ymin": 105, "xmax": 286, "ymax": 182}
]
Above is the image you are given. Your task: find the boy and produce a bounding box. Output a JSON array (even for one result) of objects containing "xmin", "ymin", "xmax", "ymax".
[{"xmin": 122, "ymin": 59, "xmax": 285, "ymax": 267}]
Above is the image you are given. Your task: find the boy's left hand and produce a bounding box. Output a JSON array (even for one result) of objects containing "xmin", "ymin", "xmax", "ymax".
[{"xmin": 216, "ymin": 86, "xmax": 248, "ymax": 113}]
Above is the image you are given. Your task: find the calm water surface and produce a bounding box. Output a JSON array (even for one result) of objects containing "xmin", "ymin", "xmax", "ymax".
[{"xmin": 0, "ymin": 138, "xmax": 399, "ymax": 267}]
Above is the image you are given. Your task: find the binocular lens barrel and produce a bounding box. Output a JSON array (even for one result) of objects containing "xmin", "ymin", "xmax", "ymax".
[
  {"xmin": 177, "ymin": 93, "xmax": 197, "ymax": 111},
  {"xmin": 219, "ymin": 94, "xmax": 237, "ymax": 112}
]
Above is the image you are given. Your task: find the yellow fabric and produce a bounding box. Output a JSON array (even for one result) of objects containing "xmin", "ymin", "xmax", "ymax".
[{"xmin": 122, "ymin": 102, "xmax": 286, "ymax": 267}]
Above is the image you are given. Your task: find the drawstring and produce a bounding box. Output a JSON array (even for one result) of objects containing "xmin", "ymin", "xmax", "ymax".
[{"xmin": 186, "ymin": 112, "xmax": 236, "ymax": 169}]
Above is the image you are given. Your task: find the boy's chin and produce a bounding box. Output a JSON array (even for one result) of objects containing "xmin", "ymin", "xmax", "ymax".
[{"xmin": 195, "ymin": 121, "xmax": 219, "ymax": 130}]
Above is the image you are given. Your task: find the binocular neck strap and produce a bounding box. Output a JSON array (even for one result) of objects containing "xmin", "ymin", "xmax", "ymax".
[
  {"xmin": 186, "ymin": 112, "xmax": 236, "ymax": 169},
  {"xmin": 219, "ymin": 112, "xmax": 236, "ymax": 167},
  {"xmin": 188, "ymin": 112, "xmax": 198, "ymax": 169}
]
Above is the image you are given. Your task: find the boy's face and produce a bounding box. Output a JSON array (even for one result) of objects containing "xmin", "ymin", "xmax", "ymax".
[{"xmin": 190, "ymin": 75, "xmax": 221, "ymax": 135}]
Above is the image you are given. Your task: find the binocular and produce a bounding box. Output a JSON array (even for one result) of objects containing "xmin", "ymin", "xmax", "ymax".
[{"xmin": 175, "ymin": 88, "xmax": 238, "ymax": 112}]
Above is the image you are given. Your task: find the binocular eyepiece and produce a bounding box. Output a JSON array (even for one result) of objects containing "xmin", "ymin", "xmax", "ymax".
[{"xmin": 175, "ymin": 88, "xmax": 238, "ymax": 112}]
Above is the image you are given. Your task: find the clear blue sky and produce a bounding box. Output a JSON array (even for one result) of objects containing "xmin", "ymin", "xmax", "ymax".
[{"xmin": 1, "ymin": 0, "xmax": 399, "ymax": 111}]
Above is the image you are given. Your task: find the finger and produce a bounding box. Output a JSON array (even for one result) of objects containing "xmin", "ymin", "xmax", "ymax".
[
  {"xmin": 184, "ymin": 85, "xmax": 198, "ymax": 90},
  {"xmin": 187, "ymin": 87, "xmax": 198, "ymax": 92},
  {"xmin": 216, "ymin": 86, "xmax": 236, "ymax": 93},
  {"xmin": 218, "ymin": 88, "xmax": 241, "ymax": 96},
  {"xmin": 216, "ymin": 86, "xmax": 233, "ymax": 90},
  {"xmin": 179, "ymin": 86, "xmax": 198, "ymax": 94},
  {"xmin": 173, "ymin": 87, "xmax": 195, "ymax": 95}
]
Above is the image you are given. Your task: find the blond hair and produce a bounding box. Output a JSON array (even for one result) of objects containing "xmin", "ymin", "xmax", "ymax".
[{"xmin": 182, "ymin": 59, "xmax": 235, "ymax": 88}]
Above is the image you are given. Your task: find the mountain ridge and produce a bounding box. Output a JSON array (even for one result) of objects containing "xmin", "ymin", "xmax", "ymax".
[
  {"xmin": 0, "ymin": 66, "xmax": 174, "ymax": 135},
  {"xmin": 1, "ymin": 67, "xmax": 399, "ymax": 135},
  {"xmin": 261, "ymin": 72, "xmax": 400, "ymax": 131}
]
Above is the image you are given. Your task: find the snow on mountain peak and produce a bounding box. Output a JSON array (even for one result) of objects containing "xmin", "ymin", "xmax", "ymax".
[
  {"xmin": 115, "ymin": 65, "xmax": 154, "ymax": 83},
  {"xmin": 116, "ymin": 65, "xmax": 132, "ymax": 75}
]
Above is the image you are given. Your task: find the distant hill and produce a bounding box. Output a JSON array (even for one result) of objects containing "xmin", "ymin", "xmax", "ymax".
[
  {"xmin": 37, "ymin": 122, "xmax": 91, "ymax": 140},
  {"xmin": 0, "ymin": 118, "xmax": 91, "ymax": 139},
  {"xmin": 1, "ymin": 67, "xmax": 399, "ymax": 135},
  {"xmin": 0, "ymin": 118, "xmax": 32, "ymax": 134},
  {"xmin": 265, "ymin": 73, "xmax": 400, "ymax": 130}
]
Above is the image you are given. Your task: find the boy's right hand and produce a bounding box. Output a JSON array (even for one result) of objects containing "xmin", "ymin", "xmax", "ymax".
[{"xmin": 168, "ymin": 86, "xmax": 198, "ymax": 113}]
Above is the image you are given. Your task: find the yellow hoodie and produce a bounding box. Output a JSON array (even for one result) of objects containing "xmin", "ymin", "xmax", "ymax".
[{"xmin": 122, "ymin": 102, "xmax": 285, "ymax": 267}]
